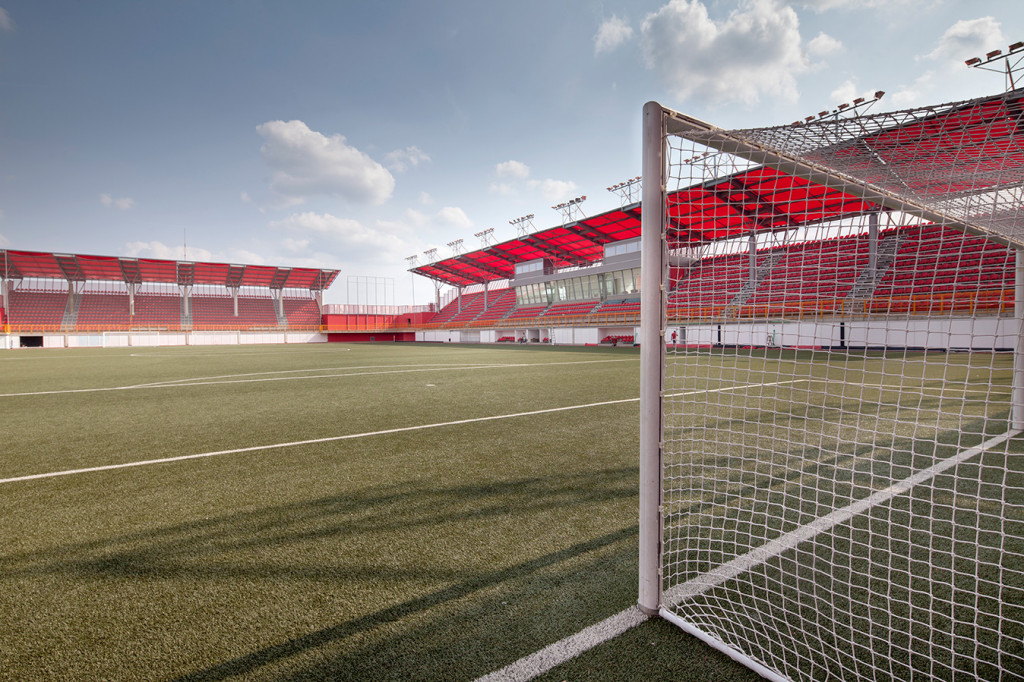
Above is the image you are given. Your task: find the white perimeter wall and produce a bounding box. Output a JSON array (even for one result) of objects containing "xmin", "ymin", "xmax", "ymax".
[
  {"xmin": 10, "ymin": 331, "xmax": 328, "ymax": 349},
  {"xmin": 681, "ymin": 317, "xmax": 1017, "ymax": 349}
]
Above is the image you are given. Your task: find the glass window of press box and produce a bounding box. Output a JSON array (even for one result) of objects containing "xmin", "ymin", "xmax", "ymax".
[
  {"xmin": 604, "ymin": 239, "xmax": 640, "ymax": 258},
  {"xmin": 515, "ymin": 268, "xmax": 641, "ymax": 305}
]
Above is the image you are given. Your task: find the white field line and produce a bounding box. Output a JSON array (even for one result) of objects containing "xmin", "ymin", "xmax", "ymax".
[
  {"xmin": 0, "ymin": 358, "xmax": 637, "ymax": 398},
  {"xmin": 0, "ymin": 379, "xmax": 802, "ymax": 485},
  {"xmin": 128, "ymin": 363, "xmax": 506, "ymax": 387},
  {"xmin": 474, "ymin": 607, "xmax": 650, "ymax": 682},
  {"xmin": 476, "ymin": 427, "xmax": 1019, "ymax": 682}
]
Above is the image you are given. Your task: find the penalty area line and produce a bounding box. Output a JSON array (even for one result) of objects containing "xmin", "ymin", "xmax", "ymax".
[{"xmin": 0, "ymin": 379, "xmax": 803, "ymax": 485}]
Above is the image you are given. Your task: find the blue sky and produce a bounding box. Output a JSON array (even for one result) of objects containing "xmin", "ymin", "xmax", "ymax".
[{"xmin": 1, "ymin": 0, "xmax": 1022, "ymax": 304}]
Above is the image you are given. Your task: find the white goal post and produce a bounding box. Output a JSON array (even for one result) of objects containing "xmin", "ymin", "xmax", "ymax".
[{"xmin": 640, "ymin": 94, "xmax": 1024, "ymax": 681}]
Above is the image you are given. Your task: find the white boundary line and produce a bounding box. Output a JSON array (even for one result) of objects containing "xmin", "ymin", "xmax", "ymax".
[
  {"xmin": 0, "ymin": 380, "xmax": 802, "ymax": 485},
  {"xmin": 474, "ymin": 429, "xmax": 1020, "ymax": 682},
  {"xmin": 0, "ymin": 358, "xmax": 637, "ymax": 398},
  {"xmin": 475, "ymin": 606, "xmax": 650, "ymax": 682}
]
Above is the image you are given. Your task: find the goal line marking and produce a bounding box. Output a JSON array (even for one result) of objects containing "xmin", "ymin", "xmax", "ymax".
[
  {"xmin": 473, "ymin": 428, "xmax": 1019, "ymax": 682},
  {"xmin": 0, "ymin": 379, "xmax": 801, "ymax": 485},
  {"xmin": 474, "ymin": 606, "xmax": 650, "ymax": 682}
]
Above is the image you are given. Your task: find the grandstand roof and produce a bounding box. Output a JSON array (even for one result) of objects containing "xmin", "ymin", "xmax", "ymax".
[
  {"xmin": 0, "ymin": 249, "xmax": 339, "ymax": 290},
  {"xmin": 413, "ymin": 89, "xmax": 1024, "ymax": 287}
]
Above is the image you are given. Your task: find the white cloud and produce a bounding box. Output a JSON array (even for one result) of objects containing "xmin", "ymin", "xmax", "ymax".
[
  {"xmin": 891, "ymin": 71, "xmax": 936, "ymax": 107},
  {"xmin": 124, "ymin": 240, "xmax": 213, "ymax": 261},
  {"xmin": 807, "ymin": 32, "xmax": 842, "ymax": 58},
  {"xmin": 0, "ymin": 232, "xmax": 9, "ymax": 247},
  {"xmin": 269, "ymin": 211, "xmax": 407, "ymax": 261},
  {"xmin": 404, "ymin": 208, "xmax": 428, "ymax": 227},
  {"xmin": 256, "ymin": 120, "xmax": 395, "ymax": 206},
  {"xmin": 828, "ymin": 79, "xmax": 880, "ymax": 104},
  {"xmin": 0, "ymin": 8, "xmax": 13, "ymax": 32},
  {"xmin": 495, "ymin": 160, "xmax": 531, "ymax": 180},
  {"xmin": 384, "ymin": 146, "xmax": 430, "ymax": 172},
  {"xmin": 925, "ymin": 16, "xmax": 1005, "ymax": 65},
  {"xmin": 418, "ymin": 191, "xmax": 434, "ymax": 205},
  {"xmin": 436, "ymin": 206, "xmax": 473, "ymax": 230},
  {"xmin": 240, "ymin": 191, "xmax": 252, "ymax": 203},
  {"xmin": 281, "ymin": 237, "xmax": 310, "ymax": 253},
  {"xmin": 529, "ymin": 178, "xmax": 579, "ymax": 203},
  {"xmin": 800, "ymin": 0, "xmax": 918, "ymax": 10},
  {"xmin": 100, "ymin": 193, "xmax": 135, "ymax": 210},
  {"xmin": 594, "ymin": 16, "xmax": 634, "ymax": 55},
  {"xmin": 640, "ymin": 0, "xmax": 807, "ymax": 106},
  {"xmin": 488, "ymin": 182, "xmax": 516, "ymax": 196}
]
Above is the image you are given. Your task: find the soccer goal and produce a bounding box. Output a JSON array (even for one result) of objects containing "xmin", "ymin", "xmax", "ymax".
[{"xmin": 639, "ymin": 93, "xmax": 1024, "ymax": 681}]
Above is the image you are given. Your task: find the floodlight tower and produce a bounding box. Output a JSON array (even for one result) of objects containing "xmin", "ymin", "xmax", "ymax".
[
  {"xmin": 509, "ymin": 214, "xmax": 536, "ymax": 238},
  {"xmin": 405, "ymin": 255, "xmax": 419, "ymax": 305},
  {"xmin": 422, "ymin": 248, "xmax": 442, "ymax": 310},
  {"xmin": 790, "ymin": 91, "xmax": 885, "ymax": 126},
  {"xmin": 608, "ymin": 177, "xmax": 642, "ymax": 206},
  {"xmin": 474, "ymin": 228, "xmax": 496, "ymax": 247},
  {"xmin": 966, "ymin": 41, "xmax": 1024, "ymax": 90},
  {"xmin": 552, "ymin": 195, "xmax": 587, "ymax": 224},
  {"xmin": 446, "ymin": 239, "xmax": 465, "ymax": 256}
]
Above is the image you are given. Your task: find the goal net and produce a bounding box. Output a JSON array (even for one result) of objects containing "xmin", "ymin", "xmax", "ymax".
[{"xmin": 639, "ymin": 92, "xmax": 1024, "ymax": 681}]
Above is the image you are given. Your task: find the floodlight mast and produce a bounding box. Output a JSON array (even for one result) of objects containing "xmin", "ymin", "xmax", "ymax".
[
  {"xmin": 790, "ymin": 90, "xmax": 885, "ymax": 126},
  {"xmin": 608, "ymin": 177, "xmax": 642, "ymax": 206},
  {"xmin": 966, "ymin": 41, "xmax": 1024, "ymax": 90},
  {"xmin": 446, "ymin": 239, "xmax": 465, "ymax": 256},
  {"xmin": 405, "ymin": 255, "xmax": 419, "ymax": 305},
  {"xmin": 552, "ymin": 195, "xmax": 587, "ymax": 224},
  {"xmin": 509, "ymin": 214, "xmax": 536, "ymax": 238},
  {"xmin": 474, "ymin": 228, "xmax": 496, "ymax": 247}
]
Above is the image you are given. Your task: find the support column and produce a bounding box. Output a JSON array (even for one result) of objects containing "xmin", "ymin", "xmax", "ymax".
[
  {"xmin": 1013, "ymin": 247, "xmax": 1024, "ymax": 430},
  {"xmin": 231, "ymin": 287, "xmax": 239, "ymax": 317},
  {"xmin": 457, "ymin": 286, "xmax": 463, "ymax": 313},
  {"xmin": 639, "ymin": 101, "xmax": 666, "ymax": 616},
  {"xmin": 128, "ymin": 283, "xmax": 136, "ymax": 316},
  {"xmin": 748, "ymin": 232, "xmax": 757, "ymax": 280},
  {"xmin": 868, "ymin": 212, "xmax": 879, "ymax": 278}
]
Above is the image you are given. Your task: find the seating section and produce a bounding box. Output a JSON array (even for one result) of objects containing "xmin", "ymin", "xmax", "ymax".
[
  {"xmin": 283, "ymin": 298, "xmax": 321, "ymax": 327},
  {"xmin": 193, "ymin": 295, "xmax": 278, "ymax": 327},
  {"xmin": 77, "ymin": 293, "xmax": 131, "ymax": 327},
  {"xmin": 540, "ymin": 300, "xmax": 600, "ymax": 319},
  {"xmin": 133, "ymin": 294, "xmax": 182, "ymax": 328},
  {"xmin": 496, "ymin": 335, "xmax": 516, "ymax": 342},
  {"xmin": 504, "ymin": 304, "xmax": 549, "ymax": 320},
  {"xmin": 743, "ymin": 237, "xmax": 870, "ymax": 312},
  {"xmin": 6, "ymin": 290, "xmax": 68, "ymax": 328},
  {"xmin": 474, "ymin": 288, "xmax": 518, "ymax": 322},
  {"xmin": 668, "ymin": 252, "xmax": 750, "ymax": 313},
  {"xmin": 592, "ymin": 298, "xmax": 640, "ymax": 318},
  {"xmin": 870, "ymin": 225, "xmax": 1013, "ymax": 312},
  {"xmin": 445, "ymin": 291, "xmax": 489, "ymax": 324}
]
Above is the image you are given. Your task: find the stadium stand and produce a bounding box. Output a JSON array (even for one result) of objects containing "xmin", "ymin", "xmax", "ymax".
[
  {"xmin": 283, "ymin": 297, "xmax": 321, "ymax": 327},
  {"xmin": 473, "ymin": 288, "xmax": 517, "ymax": 322},
  {"xmin": 742, "ymin": 236, "xmax": 872, "ymax": 315},
  {"xmin": 667, "ymin": 252, "xmax": 751, "ymax": 316},
  {"xmin": 7, "ymin": 290, "xmax": 69, "ymax": 328},
  {"xmin": 446, "ymin": 291, "xmax": 489, "ymax": 323},
  {"xmin": 540, "ymin": 300, "xmax": 601, "ymax": 319},
  {"xmin": 77, "ymin": 292, "xmax": 131, "ymax": 327},
  {"xmin": 504, "ymin": 304, "xmax": 549, "ymax": 320},
  {"xmin": 133, "ymin": 294, "xmax": 182, "ymax": 328}
]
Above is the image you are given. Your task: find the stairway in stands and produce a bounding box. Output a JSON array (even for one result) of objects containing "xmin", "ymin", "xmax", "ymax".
[
  {"xmin": 61, "ymin": 290, "xmax": 81, "ymax": 330},
  {"xmin": 845, "ymin": 232, "xmax": 904, "ymax": 313},
  {"xmin": 722, "ymin": 251, "xmax": 783, "ymax": 316}
]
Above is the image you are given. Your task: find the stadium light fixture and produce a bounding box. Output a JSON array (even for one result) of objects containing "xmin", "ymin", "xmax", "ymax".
[
  {"xmin": 965, "ymin": 40, "xmax": 1024, "ymax": 90},
  {"xmin": 509, "ymin": 213, "xmax": 536, "ymax": 238},
  {"xmin": 607, "ymin": 176, "xmax": 642, "ymax": 205},
  {"xmin": 446, "ymin": 239, "xmax": 465, "ymax": 256},
  {"xmin": 423, "ymin": 248, "xmax": 439, "ymax": 263},
  {"xmin": 474, "ymin": 228, "xmax": 496, "ymax": 247},
  {"xmin": 791, "ymin": 91, "xmax": 885, "ymax": 126},
  {"xmin": 551, "ymin": 195, "xmax": 587, "ymax": 224}
]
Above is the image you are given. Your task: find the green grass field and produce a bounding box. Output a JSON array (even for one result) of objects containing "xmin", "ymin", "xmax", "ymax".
[
  {"xmin": 1, "ymin": 342, "xmax": 1019, "ymax": 681},
  {"xmin": 0, "ymin": 342, "xmax": 760, "ymax": 681}
]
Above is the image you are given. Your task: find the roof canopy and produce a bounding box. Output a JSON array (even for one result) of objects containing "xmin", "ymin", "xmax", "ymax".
[
  {"xmin": 413, "ymin": 89, "xmax": 1024, "ymax": 287},
  {"xmin": 0, "ymin": 250, "xmax": 339, "ymax": 291}
]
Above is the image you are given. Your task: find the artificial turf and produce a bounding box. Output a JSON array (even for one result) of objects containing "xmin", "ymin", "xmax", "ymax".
[
  {"xmin": 0, "ymin": 342, "xmax": 758, "ymax": 680},
  {"xmin": 1, "ymin": 342, "xmax": 1018, "ymax": 681}
]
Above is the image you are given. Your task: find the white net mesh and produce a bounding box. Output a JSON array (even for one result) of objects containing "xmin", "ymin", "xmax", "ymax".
[{"xmin": 653, "ymin": 91, "xmax": 1024, "ymax": 681}]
